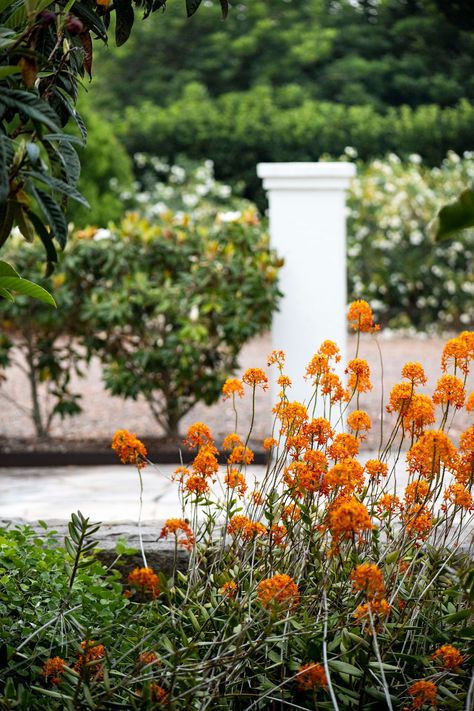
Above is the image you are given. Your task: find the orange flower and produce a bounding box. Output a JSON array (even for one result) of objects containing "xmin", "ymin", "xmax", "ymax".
[
  {"xmin": 432, "ymin": 644, "xmax": 464, "ymax": 669},
  {"xmin": 441, "ymin": 332, "xmax": 474, "ymax": 375},
  {"xmin": 466, "ymin": 391, "xmax": 474, "ymax": 411},
  {"xmin": 432, "ymin": 374, "xmax": 465, "ymax": 409},
  {"xmin": 41, "ymin": 657, "xmax": 66, "ymax": 685},
  {"xmin": 387, "ymin": 382, "xmax": 413, "ymax": 415},
  {"xmin": 184, "ymin": 474, "xmax": 209, "ymax": 495},
  {"xmin": 74, "ymin": 640, "xmax": 105, "ymax": 680},
  {"xmin": 267, "ymin": 350, "xmax": 285, "ymax": 367},
  {"xmin": 346, "ymin": 358, "xmax": 372, "ymax": 393},
  {"xmin": 128, "ymin": 567, "xmax": 160, "ymax": 598},
  {"xmin": 376, "ymin": 493, "xmax": 401, "ymax": 515},
  {"xmin": 302, "ymin": 417, "xmax": 334, "ymax": 446},
  {"xmin": 224, "ymin": 468, "xmax": 248, "ymax": 496},
  {"xmin": 192, "ymin": 442, "xmax": 219, "ymax": 478},
  {"xmin": 222, "ymin": 433, "xmax": 243, "ymax": 450},
  {"xmin": 404, "ymin": 479, "xmax": 431, "ymax": 506},
  {"xmin": 347, "ymin": 300, "xmax": 374, "ymax": 332},
  {"xmin": 403, "ymin": 504, "xmax": 433, "ymax": 542},
  {"xmin": 402, "ymin": 394, "xmax": 436, "ymax": 435},
  {"xmin": 284, "ymin": 460, "xmax": 328, "ymax": 496},
  {"xmin": 269, "ymin": 524, "xmax": 287, "ymax": 546},
  {"xmin": 408, "ymin": 680, "xmax": 437, "ymax": 709},
  {"xmin": 325, "ymin": 457, "xmax": 365, "ymax": 494},
  {"xmin": 172, "ymin": 465, "xmax": 190, "ymax": 483},
  {"xmin": 222, "ymin": 378, "xmax": 244, "ymax": 400},
  {"xmin": 282, "ymin": 503, "xmax": 300, "ymax": 522},
  {"xmin": 274, "ymin": 400, "xmax": 308, "ymax": 433},
  {"xmin": 318, "ymin": 339, "xmax": 341, "ymax": 361},
  {"xmin": 277, "ymin": 374, "xmax": 292, "ymax": 388},
  {"xmin": 459, "ymin": 425, "xmax": 474, "ymax": 456},
  {"xmin": 353, "ymin": 598, "xmax": 390, "ymax": 625},
  {"xmin": 184, "ymin": 422, "xmax": 213, "ymax": 448},
  {"xmin": 242, "ymin": 367, "xmax": 269, "ymax": 390},
  {"xmin": 227, "ymin": 514, "xmax": 266, "ymax": 541},
  {"xmin": 347, "ymin": 409, "xmax": 371, "ymax": 433},
  {"xmin": 159, "ymin": 518, "xmax": 195, "ymax": 550},
  {"xmin": 257, "ymin": 573, "xmax": 299, "ymax": 611},
  {"xmin": 443, "ymin": 483, "xmax": 473, "ymax": 510},
  {"xmin": 263, "ymin": 436, "xmax": 278, "ymax": 450},
  {"xmin": 321, "ymin": 372, "xmax": 350, "ymax": 402},
  {"xmin": 251, "ymin": 490, "xmax": 264, "ymax": 505},
  {"xmin": 136, "ymin": 651, "xmax": 161, "ymax": 668},
  {"xmin": 111, "ymin": 430, "xmax": 147, "ymax": 468},
  {"xmin": 327, "ymin": 433, "xmax": 360, "ymax": 461},
  {"xmin": 327, "ymin": 497, "xmax": 373, "ymax": 548},
  {"xmin": 351, "ymin": 563, "xmax": 385, "ymax": 600},
  {"xmin": 306, "ymin": 353, "xmax": 331, "ymax": 380},
  {"xmin": 401, "ymin": 362, "xmax": 427, "ymax": 386},
  {"xmin": 364, "ymin": 459, "xmax": 388, "ymax": 483},
  {"xmin": 407, "ymin": 430, "xmax": 458, "ymax": 479},
  {"xmin": 220, "ymin": 580, "xmax": 238, "ymax": 598},
  {"xmin": 147, "ymin": 684, "xmax": 168, "ymax": 704},
  {"xmin": 228, "ymin": 445, "xmax": 254, "ymax": 465},
  {"xmin": 296, "ymin": 662, "xmax": 327, "ymax": 692}
]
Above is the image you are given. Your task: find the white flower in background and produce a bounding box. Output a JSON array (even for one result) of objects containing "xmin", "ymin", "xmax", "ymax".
[
  {"xmin": 93, "ymin": 229, "xmax": 113, "ymax": 241},
  {"xmin": 408, "ymin": 154, "xmax": 422, "ymax": 164},
  {"xmin": 183, "ymin": 193, "xmax": 199, "ymax": 208},
  {"xmin": 344, "ymin": 146, "xmax": 358, "ymax": 158},
  {"xmin": 218, "ymin": 210, "xmax": 241, "ymax": 222},
  {"xmin": 189, "ymin": 304, "xmax": 199, "ymax": 322},
  {"xmin": 409, "ymin": 231, "xmax": 423, "ymax": 245},
  {"xmin": 170, "ymin": 165, "xmax": 186, "ymax": 183}
]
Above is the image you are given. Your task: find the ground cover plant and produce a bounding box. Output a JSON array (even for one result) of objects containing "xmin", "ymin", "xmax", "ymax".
[{"xmin": 0, "ymin": 301, "xmax": 472, "ymax": 709}]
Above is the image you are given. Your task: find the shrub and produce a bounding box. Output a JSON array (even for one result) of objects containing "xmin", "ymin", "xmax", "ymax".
[
  {"xmin": 114, "ymin": 85, "xmax": 474, "ymax": 206},
  {"xmin": 347, "ymin": 151, "xmax": 474, "ymax": 331},
  {"xmin": 1, "ymin": 305, "xmax": 473, "ymax": 708},
  {"xmin": 0, "ymin": 168, "xmax": 281, "ymax": 438}
]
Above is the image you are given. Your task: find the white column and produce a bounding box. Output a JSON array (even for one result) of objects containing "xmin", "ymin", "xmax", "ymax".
[{"xmin": 257, "ymin": 162, "xmax": 356, "ymax": 406}]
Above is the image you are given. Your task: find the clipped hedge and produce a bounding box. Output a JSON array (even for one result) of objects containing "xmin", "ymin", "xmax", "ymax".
[{"xmin": 114, "ymin": 84, "xmax": 474, "ymax": 205}]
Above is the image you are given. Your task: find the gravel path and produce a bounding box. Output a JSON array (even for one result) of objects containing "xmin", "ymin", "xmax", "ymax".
[{"xmin": 0, "ymin": 333, "xmax": 472, "ymax": 449}]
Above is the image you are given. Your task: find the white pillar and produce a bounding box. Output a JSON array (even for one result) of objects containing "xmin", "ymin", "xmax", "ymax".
[{"xmin": 257, "ymin": 162, "xmax": 356, "ymax": 406}]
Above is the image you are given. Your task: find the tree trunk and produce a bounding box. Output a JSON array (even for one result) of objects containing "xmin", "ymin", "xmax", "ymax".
[{"xmin": 25, "ymin": 333, "xmax": 47, "ymax": 439}]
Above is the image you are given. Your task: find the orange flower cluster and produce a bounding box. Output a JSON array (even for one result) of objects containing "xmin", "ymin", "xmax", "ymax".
[
  {"xmin": 364, "ymin": 458, "xmax": 388, "ymax": 483},
  {"xmin": 347, "ymin": 300, "xmax": 375, "ymax": 332},
  {"xmin": 136, "ymin": 651, "xmax": 161, "ymax": 668},
  {"xmin": 127, "ymin": 567, "xmax": 161, "ymax": 598},
  {"xmin": 227, "ymin": 514, "xmax": 266, "ymax": 541},
  {"xmin": 159, "ymin": 518, "xmax": 195, "ymax": 550},
  {"xmin": 284, "ymin": 458, "xmax": 328, "ymax": 496},
  {"xmin": 228, "ymin": 445, "xmax": 254, "ymax": 465},
  {"xmin": 296, "ymin": 662, "xmax": 327, "ymax": 692},
  {"xmin": 302, "ymin": 417, "xmax": 334, "ymax": 446},
  {"xmin": 147, "ymin": 684, "xmax": 168, "ymax": 704},
  {"xmin": 222, "ymin": 377, "xmax": 244, "ymax": 400},
  {"xmin": 257, "ymin": 573, "xmax": 299, "ymax": 611},
  {"xmin": 407, "ymin": 430, "xmax": 458, "ymax": 479},
  {"xmin": 404, "ymin": 479, "xmax": 431, "ymax": 506},
  {"xmin": 74, "ymin": 640, "xmax": 105, "ymax": 680},
  {"xmin": 111, "ymin": 429, "xmax": 147, "ymax": 468},
  {"xmin": 351, "ymin": 563, "xmax": 385, "ymax": 601},
  {"xmin": 269, "ymin": 524, "xmax": 287, "ymax": 546},
  {"xmin": 325, "ymin": 458, "xmax": 365, "ymax": 495},
  {"xmin": 327, "ymin": 497, "xmax": 373, "ymax": 550},
  {"xmin": 263, "ymin": 436, "xmax": 278, "ymax": 450},
  {"xmin": 346, "ymin": 358, "xmax": 372, "ymax": 393},
  {"xmin": 432, "ymin": 374, "xmax": 465, "ymax": 409},
  {"xmin": 184, "ymin": 422, "xmax": 213, "ymax": 448},
  {"xmin": 441, "ymin": 331, "xmax": 474, "ymax": 375},
  {"xmin": 321, "ymin": 372, "xmax": 349, "ymax": 404},
  {"xmin": 282, "ymin": 503, "xmax": 300, "ymax": 522},
  {"xmin": 222, "ymin": 433, "xmax": 243, "ymax": 450},
  {"xmin": 192, "ymin": 442, "xmax": 220, "ymax": 478},
  {"xmin": 402, "ymin": 394, "xmax": 436, "ymax": 436},
  {"xmin": 432, "ymin": 644, "xmax": 464, "ymax": 669},
  {"xmin": 267, "ymin": 349, "xmax": 285, "ymax": 367},
  {"xmin": 224, "ymin": 468, "xmax": 248, "ymax": 496},
  {"xmin": 376, "ymin": 493, "xmax": 401, "ymax": 515},
  {"xmin": 278, "ymin": 374, "xmax": 292, "ymax": 389},
  {"xmin": 353, "ymin": 598, "xmax": 390, "ymax": 626},
  {"xmin": 184, "ymin": 474, "xmax": 209, "ymax": 495},
  {"xmin": 306, "ymin": 341, "xmax": 340, "ymax": 382},
  {"xmin": 242, "ymin": 367, "xmax": 269, "ymax": 390},
  {"xmin": 347, "ymin": 409, "xmax": 371, "ymax": 434},
  {"xmin": 443, "ymin": 483, "xmax": 473, "ymax": 511},
  {"xmin": 387, "ymin": 382, "xmax": 413, "ymax": 416},
  {"xmin": 41, "ymin": 657, "xmax": 66, "ymax": 685},
  {"xmin": 401, "ymin": 361, "xmax": 427, "ymax": 386},
  {"xmin": 403, "ymin": 504, "xmax": 433, "ymax": 543},
  {"xmin": 220, "ymin": 580, "xmax": 237, "ymax": 598},
  {"xmin": 327, "ymin": 433, "xmax": 360, "ymax": 461},
  {"xmin": 274, "ymin": 400, "xmax": 308, "ymax": 435},
  {"xmin": 408, "ymin": 680, "xmax": 437, "ymax": 709}
]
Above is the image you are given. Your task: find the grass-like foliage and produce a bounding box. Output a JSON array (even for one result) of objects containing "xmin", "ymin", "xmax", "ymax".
[{"xmin": 1, "ymin": 302, "xmax": 473, "ymax": 709}]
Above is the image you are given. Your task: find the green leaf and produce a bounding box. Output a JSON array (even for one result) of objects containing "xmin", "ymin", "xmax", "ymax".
[
  {"xmin": 0, "ymin": 261, "xmax": 19, "ymax": 278},
  {"xmin": 27, "ymin": 170, "xmax": 89, "ymax": 207},
  {"xmin": 0, "ymin": 276, "xmax": 56, "ymax": 306},
  {"xmin": 27, "ymin": 210, "xmax": 58, "ymax": 267},
  {"xmin": 0, "ymin": 134, "xmax": 14, "ymax": 204},
  {"xmin": 435, "ymin": 186, "xmax": 474, "ymax": 240},
  {"xmin": 328, "ymin": 660, "xmax": 363, "ymax": 678},
  {"xmin": 186, "ymin": 0, "xmax": 202, "ymax": 17},
  {"xmin": 0, "ymin": 88, "xmax": 60, "ymax": 132},
  {"xmin": 0, "ymin": 286, "xmax": 14, "ymax": 301},
  {"xmin": 0, "ymin": 65, "xmax": 20, "ymax": 78},
  {"xmin": 31, "ymin": 187, "xmax": 69, "ymax": 248},
  {"xmin": 219, "ymin": 0, "xmax": 228, "ymax": 18},
  {"xmin": 115, "ymin": 0, "xmax": 134, "ymax": 47}
]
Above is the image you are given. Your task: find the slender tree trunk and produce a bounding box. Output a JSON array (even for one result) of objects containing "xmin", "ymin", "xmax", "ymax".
[{"xmin": 24, "ymin": 332, "xmax": 47, "ymax": 439}]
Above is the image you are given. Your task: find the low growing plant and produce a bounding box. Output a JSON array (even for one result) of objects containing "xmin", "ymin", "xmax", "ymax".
[{"xmin": 1, "ymin": 302, "xmax": 472, "ymax": 709}]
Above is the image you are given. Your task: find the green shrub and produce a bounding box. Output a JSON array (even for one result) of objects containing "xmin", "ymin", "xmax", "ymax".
[
  {"xmin": 347, "ymin": 151, "xmax": 474, "ymax": 331},
  {"xmin": 114, "ymin": 86, "xmax": 474, "ymax": 206}
]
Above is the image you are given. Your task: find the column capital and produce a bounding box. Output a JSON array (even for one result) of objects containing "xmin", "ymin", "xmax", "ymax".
[{"xmin": 256, "ymin": 162, "xmax": 356, "ymax": 191}]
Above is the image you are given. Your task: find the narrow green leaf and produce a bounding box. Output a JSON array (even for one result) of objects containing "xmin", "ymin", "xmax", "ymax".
[
  {"xmin": 435, "ymin": 186, "xmax": 474, "ymax": 240},
  {"xmin": 0, "ymin": 261, "xmax": 19, "ymax": 278},
  {"xmin": 0, "ymin": 65, "xmax": 20, "ymax": 79},
  {"xmin": 186, "ymin": 0, "xmax": 202, "ymax": 17},
  {"xmin": 0, "ymin": 88, "xmax": 60, "ymax": 132},
  {"xmin": 0, "ymin": 287, "xmax": 14, "ymax": 301},
  {"xmin": 0, "ymin": 276, "xmax": 56, "ymax": 306},
  {"xmin": 328, "ymin": 660, "xmax": 363, "ymax": 678},
  {"xmin": 115, "ymin": 0, "xmax": 134, "ymax": 46}
]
